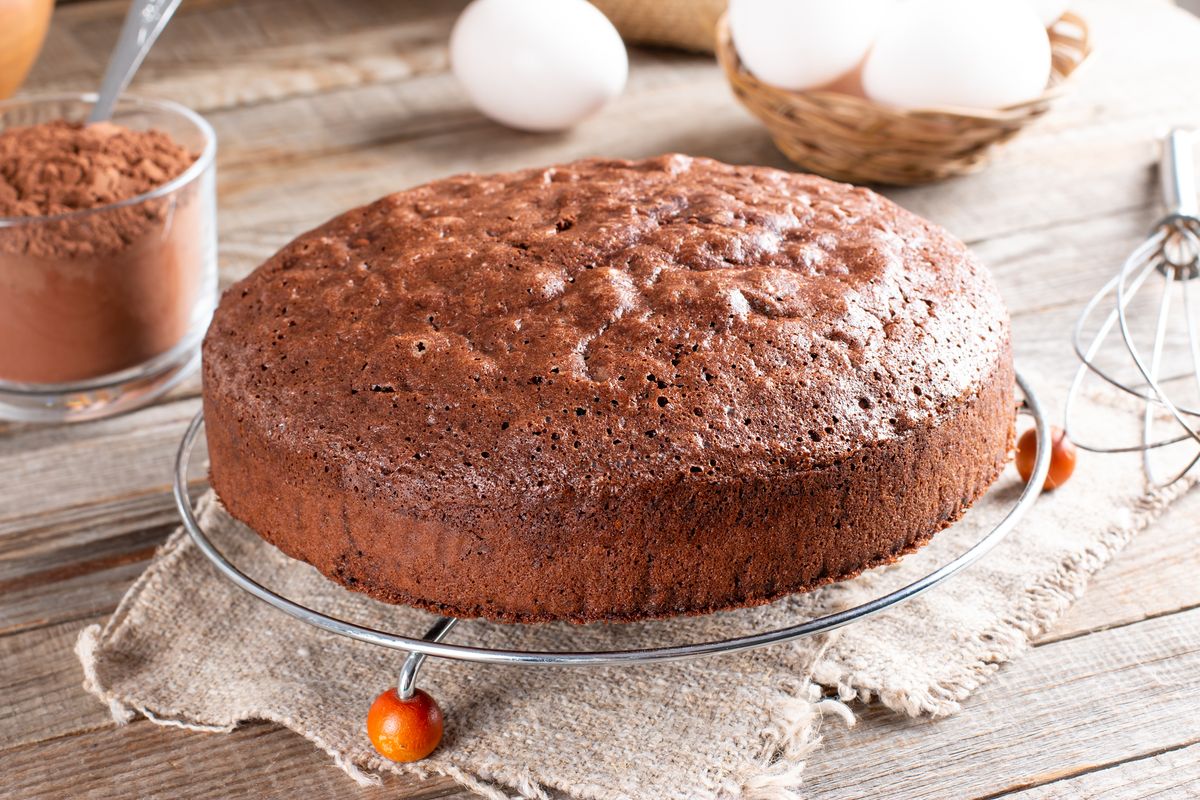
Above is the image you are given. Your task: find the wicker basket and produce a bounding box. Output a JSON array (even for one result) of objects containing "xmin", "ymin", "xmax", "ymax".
[{"xmin": 715, "ymin": 12, "xmax": 1093, "ymax": 186}]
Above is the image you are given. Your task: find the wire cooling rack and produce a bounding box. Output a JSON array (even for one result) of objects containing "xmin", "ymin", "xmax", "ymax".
[{"xmin": 173, "ymin": 370, "xmax": 1047, "ymax": 697}]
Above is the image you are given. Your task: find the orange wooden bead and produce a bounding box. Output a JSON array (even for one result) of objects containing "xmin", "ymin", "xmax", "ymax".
[
  {"xmin": 1015, "ymin": 426, "xmax": 1076, "ymax": 491},
  {"xmin": 366, "ymin": 688, "xmax": 444, "ymax": 762}
]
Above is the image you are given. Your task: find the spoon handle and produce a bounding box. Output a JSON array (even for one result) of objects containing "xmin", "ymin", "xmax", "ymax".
[{"xmin": 88, "ymin": 0, "xmax": 183, "ymax": 123}]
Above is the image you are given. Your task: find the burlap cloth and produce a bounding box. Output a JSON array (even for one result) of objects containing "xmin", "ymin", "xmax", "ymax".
[{"xmin": 77, "ymin": 364, "xmax": 1194, "ymax": 799}]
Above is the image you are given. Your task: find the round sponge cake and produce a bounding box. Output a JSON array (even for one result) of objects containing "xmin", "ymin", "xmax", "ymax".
[{"xmin": 202, "ymin": 155, "xmax": 1014, "ymax": 623}]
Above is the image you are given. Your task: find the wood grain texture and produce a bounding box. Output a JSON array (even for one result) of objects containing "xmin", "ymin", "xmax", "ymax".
[
  {"xmin": 1039, "ymin": 486, "xmax": 1200, "ymax": 646},
  {"xmin": 4, "ymin": 605, "xmax": 1198, "ymax": 798},
  {"xmin": 0, "ymin": 620, "xmax": 114, "ymax": 750},
  {"xmin": 805, "ymin": 608, "xmax": 1200, "ymax": 800},
  {"xmin": 24, "ymin": 0, "xmax": 465, "ymax": 112},
  {"xmin": 996, "ymin": 740, "xmax": 1200, "ymax": 799},
  {"xmin": 0, "ymin": 396, "xmax": 200, "ymax": 523},
  {"xmin": 4, "ymin": 720, "xmax": 471, "ymax": 800},
  {"xmin": 35, "ymin": 0, "xmax": 1185, "ymax": 289},
  {"xmin": 3, "ymin": 0, "xmax": 1200, "ymax": 797}
]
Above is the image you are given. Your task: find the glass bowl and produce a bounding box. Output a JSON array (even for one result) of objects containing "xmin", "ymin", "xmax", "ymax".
[{"xmin": 0, "ymin": 93, "xmax": 217, "ymax": 422}]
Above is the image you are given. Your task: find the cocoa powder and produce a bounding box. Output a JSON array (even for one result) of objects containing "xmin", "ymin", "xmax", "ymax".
[
  {"xmin": 0, "ymin": 120, "xmax": 209, "ymax": 384},
  {"xmin": 0, "ymin": 120, "xmax": 194, "ymax": 218}
]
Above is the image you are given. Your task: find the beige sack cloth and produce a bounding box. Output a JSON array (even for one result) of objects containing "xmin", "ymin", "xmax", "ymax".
[{"xmin": 77, "ymin": 366, "xmax": 1193, "ymax": 798}]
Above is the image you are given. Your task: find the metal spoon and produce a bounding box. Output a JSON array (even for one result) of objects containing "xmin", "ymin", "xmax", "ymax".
[{"xmin": 87, "ymin": 0, "xmax": 182, "ymax": 123}]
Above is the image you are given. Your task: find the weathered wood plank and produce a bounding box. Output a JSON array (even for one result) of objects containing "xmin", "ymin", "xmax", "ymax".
[
  {"xmin": 4, "ymin": 600, "xmax": 1199, "ymax": 798},
  {"xmin": 1, "ymin": 0, "xmax": 1185, "ymax": 444},
  {"xmin": 1039, "ymin": 485, "xmax": 1200, "ymax": 646},
  {"xmin": 993, "ymin": 740, "xmax": 1200, "ymax": 799},
  {"xmin": 180, "ymin": 0, "xmax": 1181, "ymax": 251},
  {"xmin": 0, "ymin": 199, "xmax": 1160, "ymax": 561},
  {"xmin": 973, "ymin": 202, "xmax": 1159, "ymax": 320},
  {"xmin": 26, "ymin": 0, "xmax": 1195, "ymax": 288},
  {"xmin": 25, "ymin": 0, "xmax": 465, "ymax": 113},
  {"xmin": 3, "ymin": 426, "xmax": 1197, "ymax": 641},
  {"xmin": 32, "ymin": 0, "xmax": 1183, "ymax": 151},
  {"xmin": 0, "ymin": 396, "xmax": 200, "ymax": 523},
  {"xmin": 206, "ymin": 93, "xmax": 1188, "ymax": 287},
  {"xmin": 804, "ymin": 606, "xmax": 1200, "ymax": 800},
  {"xmin": 0, "ymin": 490, "xmax": 203, "ymax": 636},
  {"xmin": 5, "ymin": 1, "xmax": 1200, "ymax": 798},
  {"xmin": 0, "ymin": 620, "xmax": 113, "ymax": 750},
  {"xmin": 0, "ymin": 175, "xmax": 1190, "ymax": 800},
  {"xmin": 0, "ymin": 298, "xmax": 1195, "ymax": 638},
  {"xmin": 194, "ymin": 45, "xmax": 695, "ymax": 173},
  {"xmin": 2, "ymin": 719, "xmax": 472, "ymax": 800},
  {"xmin": 0, "ymin": 202, "xmax": 1164, "ymax": 518},
  {"xmin": 0, "ymin": 489, "xmax": 185, "ymax": 571},
  {"xmin": 1, "ymin": 560, "xmax": 150, "ymax": 637}
]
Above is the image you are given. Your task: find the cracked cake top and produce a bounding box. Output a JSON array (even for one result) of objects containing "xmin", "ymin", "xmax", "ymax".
[{"xmin": 202, "ymin": 155, "xmax": 1009, "ymax": 507}]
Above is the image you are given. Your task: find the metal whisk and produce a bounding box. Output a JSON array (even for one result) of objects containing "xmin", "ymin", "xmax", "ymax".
[{"xmin": 1066, "ymin": 129, "xmax": 1200, "ymax": 487}]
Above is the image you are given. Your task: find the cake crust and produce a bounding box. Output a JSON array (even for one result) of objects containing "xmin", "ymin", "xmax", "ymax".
[{"xmin": 203, "ymin": 155, "xmax": 1014, "ymax": 623}]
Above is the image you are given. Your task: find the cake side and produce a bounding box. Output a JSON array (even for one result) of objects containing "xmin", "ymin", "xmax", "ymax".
[
  {"xmin": 203, "ymin": 341, "xmax": 1012, "ymax": 623},
  {"xmin": 202, "ymin": 154, "xmax": 1015, "ymax": 623}
]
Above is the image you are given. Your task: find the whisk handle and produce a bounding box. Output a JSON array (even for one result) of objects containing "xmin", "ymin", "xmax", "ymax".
[{"xmin": 1162, "ymin": 128, "xmax": 1199, "ymax": 219}]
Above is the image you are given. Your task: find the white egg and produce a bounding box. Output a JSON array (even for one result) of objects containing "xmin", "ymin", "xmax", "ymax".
[
  {"xmin": 862, "ymin": 0, "xmax": 1052, "ymax": 110},
  {"xmin": 1027, "ymin": 0, "xmax": 1069, "ymax": 26},
  {"xmin": 729, "ymin": 0, "xmax": 895, "ymax": 91},
  {"xmin": 450, "ymin": 0, "xmax": 627, "ymax": 132}
]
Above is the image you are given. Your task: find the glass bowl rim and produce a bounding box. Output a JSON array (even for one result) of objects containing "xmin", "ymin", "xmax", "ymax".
[{"xmin": 0, "ymin": 92, "xmax": 217, "ymax": 226}]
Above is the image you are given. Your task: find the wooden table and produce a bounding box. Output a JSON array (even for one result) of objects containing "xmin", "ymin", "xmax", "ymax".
[{"xmin": 4, "ymin": 1, "xmax": 1200, "ymax": 797}]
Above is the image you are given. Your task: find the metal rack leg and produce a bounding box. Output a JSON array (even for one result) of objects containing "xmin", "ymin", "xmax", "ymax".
[{"xmin": 398, "ymin": 616, "xmax": 458, "ymax": 699}]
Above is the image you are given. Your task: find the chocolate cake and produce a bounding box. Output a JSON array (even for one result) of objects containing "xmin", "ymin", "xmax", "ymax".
[{"xmin": 203, "ymin": 155, "xmax": 1014, "ymax": 624}]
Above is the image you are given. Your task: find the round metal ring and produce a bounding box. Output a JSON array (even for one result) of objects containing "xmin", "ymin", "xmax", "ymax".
[{"xmin": 173, "ymin": 370, "xmax": 1048, "ymax": 667}]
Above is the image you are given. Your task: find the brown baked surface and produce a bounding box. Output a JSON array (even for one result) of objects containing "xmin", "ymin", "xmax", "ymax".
[{"xmin": 203, "ymin": 155, "xmax": 1014, "ymax": 623}]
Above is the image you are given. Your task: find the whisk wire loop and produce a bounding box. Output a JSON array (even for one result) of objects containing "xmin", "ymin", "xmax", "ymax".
[{"xmin": 1066, "ymin": 130, "xmax": 1200, "ymax": 486}]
